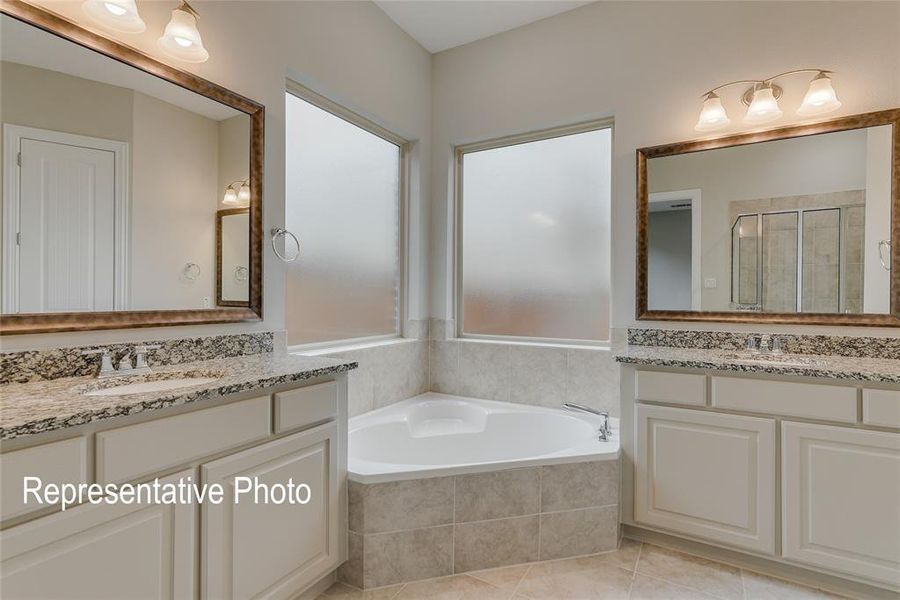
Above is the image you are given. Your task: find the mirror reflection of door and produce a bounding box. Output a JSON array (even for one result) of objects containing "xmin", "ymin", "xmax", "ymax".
[
  {"xmin": 216, "ymin": 208, "xmax": 250, "ymax": 306},
  {"xmin": 2, "ymin": 126, "xmax": 127, "ymax": 313},
  {"xmin": 647, "ymin": 190, "xmax": 701, "ymax": 311}
]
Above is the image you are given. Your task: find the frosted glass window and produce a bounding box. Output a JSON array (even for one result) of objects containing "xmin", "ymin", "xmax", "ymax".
[
  {"xmin": 285, "ymin": 93, "xmax": 401, "ymax": 345},
  {"xmin": 461, "ymin": 128, "xmax": 612, "ymax": 341}
]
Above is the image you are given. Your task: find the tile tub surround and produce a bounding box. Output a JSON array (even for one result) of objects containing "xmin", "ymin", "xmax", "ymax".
[
  {"xmin": 339, "ymin": 460, "xmax": 619, "ymax": 589},
  {"xmin": 0, "ymin": 331, "xmax": 275, "ymax": 384},
  {"xmin": 428, "ymin": 328, "xmax": 626, "ymax": 418},
  {"xmin": 320, "ymin": 540, "xmax": 846, "ymax": 599},
  {"xmin": 615, "ymin": 345, "xmax": 900, "ymax": 384},
  {"xmin": 0, "ymin": 352, "xmax": 357, "ymax": 440},
  {"xmin": 627, "ymin": 328, "xmax": 900, "ymax": 360}
]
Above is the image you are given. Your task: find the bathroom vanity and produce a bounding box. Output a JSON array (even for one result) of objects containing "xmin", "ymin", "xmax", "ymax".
[
  {"xmin": 617, "ymin": 341, "xmax": 900, "ymax": 596},
  {"xmin": 0, "ymin": 352, "xmax": 356, "ymax": 599}
]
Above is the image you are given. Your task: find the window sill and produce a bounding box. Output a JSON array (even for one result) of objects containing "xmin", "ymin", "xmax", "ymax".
[
  {"xmin": 453, "ymin": 336, "xmax": 612, "ymax": 352},
  {"xmin": 291, "ymin": 336, "xmax": 418, "ymax": 356}
]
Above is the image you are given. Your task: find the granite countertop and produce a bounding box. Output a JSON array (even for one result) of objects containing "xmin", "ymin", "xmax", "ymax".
[
  {"xmin": 615, "ymin": 345, "xmax": 900, "ymax": 384},
  {"xmin": 0, "ymin": 353, "xmax": 357, "ymax": 441}
]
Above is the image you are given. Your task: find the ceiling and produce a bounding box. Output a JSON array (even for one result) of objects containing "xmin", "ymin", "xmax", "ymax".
[{"xmin": 374, "ymin": 0, "xmax": 595, "ymax": 53}]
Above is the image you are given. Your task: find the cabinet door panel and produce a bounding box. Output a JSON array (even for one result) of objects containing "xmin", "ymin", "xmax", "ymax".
[
  {"xmin": 635, "ymin": 404, "xmax": 776, "ymax": 554},
  {"xmin": 782, "ymin": 422, "xmax": 900, "ymax": 587},
  {"xmin": 202, "ymin": 422, "xmax": 338, "ymax": 600},
  {"xmin": 0, "ymin": 469, "xmax": 196, "ymax": 599}
]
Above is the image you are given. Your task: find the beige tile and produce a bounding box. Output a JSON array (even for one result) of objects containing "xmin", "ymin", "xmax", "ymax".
[
  {"xmin": 516, "ymin": 555, "xmax": 633, "ymax": 599},
  {"xmin": 338, "ymin": 532, "xmax": 365, "ymax": 589},
  {"xmin": 741, "ymin": 570, "xmax": 846, "ymax": 599},
  {"xmin": 508, "ymin": 345, "xmax": 566, "ymax": 407},
  {"xmin": 455, "ymin": 468, "xmax": 540, "ymax": 522},
  {"xmin": 635, "ymin": 544, "xmax": 743, "ymax": 600},
  {"xmin": 468, "ymin": 564, "xmax": 530, "ymax": 590},
  {"xmin": 457, "ymin": 342, "xmax": 510, "ymax": 401},
  {"xmin": 394, "ymin": 575, "xmax": 512, "ymax": 600},
  {"xmin": 319, "ymin": 582, "xmax": 404, "ymax": 599},
  {"xmin": 630, "ymin": 575, "xmax": 717, "ymax": 599},
  {"xmin": 541, "ymin": 460, "xmax": 618, "ymax": 511},
  {"xmin": 565, "ymin": 348, "xmax": 620, "ymax": 417},
  {"xmin": 430, "ymin": 341, "xmax": 460, "ymax": 394},
  {"xmin": 454, "ymin": 515, "xmax": 539, "ymax": 572},
  {"xmin": 539, "ymin": 505, "xmax": 618, "ymax": 560},
  {"xmin": 372, "ymin": 342, "xmax": 429, "ymax": 408},
  {"xmin": 596, "ymin": 538, "xmax": 642, "ymax": 571},
  {"xmin": 355, "ymin": 476, "xmax": 454, "ymax": 534},
  {"xmin": 363, "ymin": 526, "xmax": 454, "ymax": 588}
]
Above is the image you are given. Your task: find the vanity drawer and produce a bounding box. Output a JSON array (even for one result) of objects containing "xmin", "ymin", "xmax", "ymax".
[
  {"xmin": 635, "ymin": 370, "xmax": 706, "ymax": 406},
  {"xmin": 1, "ymin": 437, "xmax": 88, "ymax": 521},
  {"xmin": 274, "ymin": 381, "xmax": 338, "ymax": 434},
  {"xmin": 711, "ymin": 377, "xmax": 856, "ymax": 423},
  {"xmin": 863, "ymin": 389, "xmax": 900, "ymax": 428},
  {"xmin": 96, "ymin": 396, "xmax": 270, "ymax": 484}
]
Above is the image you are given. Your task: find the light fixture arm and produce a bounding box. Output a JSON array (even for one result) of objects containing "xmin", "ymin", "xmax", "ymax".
[
  {"xmin": 703, "ymin": 69, "xmax": 833, "ymax": 98},
  {"xmin": 177, "ymin": 1, "xmax": 199, "ymax": 19}
]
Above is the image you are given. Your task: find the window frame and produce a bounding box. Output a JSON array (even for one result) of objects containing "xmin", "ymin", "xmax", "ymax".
[
  {"xmin": 454, "ymin": 118, "xmax": 615, "ymax": 346},
  {"xmin": 285, "ymin": 80, "xmax": 410, "ymax": 351}
]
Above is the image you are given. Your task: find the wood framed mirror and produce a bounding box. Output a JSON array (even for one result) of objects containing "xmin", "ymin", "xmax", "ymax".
[
  {"xmin": 0, "ymin": 0, "xmax": 263, "ymax": 334},
  {"xmin": 637, "ymin": 108, "xmax": 899, "ymax": 327},
  {"xmin": 216, "ymin": 208, "xmax": 250, "ymax": 308}
]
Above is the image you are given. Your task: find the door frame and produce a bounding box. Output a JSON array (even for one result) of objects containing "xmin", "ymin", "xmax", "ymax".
[
  {"xmin": 648, "ymin": 189, "xmax": 702, "ymax": 310},
  {"xmin": 2, "ymin": 124, "xmax": 130, "ymax": 313}
]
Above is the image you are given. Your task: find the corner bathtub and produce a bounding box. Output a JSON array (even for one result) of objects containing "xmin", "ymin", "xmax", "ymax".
[{"xmin": 348, "ymin": 392, "xmax": 619, "ymax": 483}]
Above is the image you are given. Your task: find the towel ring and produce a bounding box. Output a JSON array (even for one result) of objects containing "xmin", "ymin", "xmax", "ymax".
[
  {"xmin": 183, "ymin": 262, "xmax": 201, "ymax": 281},
  {"xmin": 234, "ymin": 265, "xmax": 249, "ymax": 282},
  {"xmin": 271, "ymin": 227, "xmax": 301, "ymax": 262},
  {"xmin": 878, "ymin": 240, "xmax": 891, "ymax": 271}
]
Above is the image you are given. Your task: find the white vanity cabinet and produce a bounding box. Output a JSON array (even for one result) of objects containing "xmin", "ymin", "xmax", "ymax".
[
  {"xmin": 635, "ymin": 403, "xmax": 776, "ymax": 553},
  {"xmin": 0, "ymin": 469, "xmax": 197, "ymax": 600},
  {"xmin": 782, "ymin": 422, "xmax": 900, "ymax": 586},
  {"xmin": 0, "ymin": 376, "xmax": 348, "ymax": 600},
  {"xmin": 202, "ymin": 422, "xmax": 340, "ymax": 600}
]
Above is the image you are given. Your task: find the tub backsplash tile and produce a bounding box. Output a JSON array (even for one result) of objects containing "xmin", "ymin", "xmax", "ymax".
[
  {"xmin": 627, "ymin": 328, "xmax": 900, "ymax": 360},
  {"xmin": 1, "ymin": 332, "xmax": 275, "ymax": 384}
]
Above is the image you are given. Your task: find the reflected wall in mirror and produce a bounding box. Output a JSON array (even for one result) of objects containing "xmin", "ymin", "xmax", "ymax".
[
  {"xmin": 217, "ymin": 208, "xmax": 249, "ymax": 306},
  {"xmin": 638, "ymin": 109, "xmax": 899, "ymax": 326},
  {"xmin": 0, "ymin": 3, "xmax": 262, "ymax": 334}
]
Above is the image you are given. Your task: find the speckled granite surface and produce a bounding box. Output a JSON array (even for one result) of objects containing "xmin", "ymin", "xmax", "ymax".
[
  {"xmin": 0, "ymin": 353, "xmax": 357, "ymax": 440},
  {"xmin": 0, "ymin": 332, "xmax": 275, "ymax": 385},
  {"xmin": 616, "ymin": 345, "xmax": 900, "ymax": 384},
  {"xmin": 627, "ymin": 328, "xmax": 900, "ymax": 360}
]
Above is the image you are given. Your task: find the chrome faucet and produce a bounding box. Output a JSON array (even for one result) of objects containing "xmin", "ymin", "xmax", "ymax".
[
  {"xmin": 82, "ymin": 344, "xmax": 161, "ymax": 378},
  {"xmin": 744, "ymin": 335, "xmax": 784, "ymax": 356},
  {"xmin": 563, "ymin": 403, "xmax": 612, "ymax": 441}
]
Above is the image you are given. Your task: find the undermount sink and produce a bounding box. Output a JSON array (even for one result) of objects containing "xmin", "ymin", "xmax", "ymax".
[
  {"xmin": 722, "ymin": 352, "xmax": 826, "ymax": 368},
  {"xmin": 81, "ymin": 373, "xmax": 221, "ymax": 397}
]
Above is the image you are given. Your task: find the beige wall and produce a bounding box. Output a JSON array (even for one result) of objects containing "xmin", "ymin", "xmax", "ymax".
[
  {"xmin": 6, "ymin": 0, "xmax": 432, "ymax": 350},
  {"xmin": 430, "ymin": 0, "xmax": 900, "ymax": 337},
  {"xmin": 217, "ymin": 114, "xmax": 250, "ymax": 208}
]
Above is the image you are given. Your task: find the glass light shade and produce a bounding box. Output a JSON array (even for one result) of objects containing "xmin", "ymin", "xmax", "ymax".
[
  {"xmin": 222, "ymin": 187, "xmax": 238, "ymax": 205},
  {"xmin": 237, "ymin": 183, "xmax": 251, "ymax": 203},
  {"xmin": 157, "ymin": 7, "xmax": 209, "ymax": 63},
  {"xmin": 797, "ymin": 73, "xmax": 842, "ymax": 116},
  {"xmin": 82, "ymin": 0, "xmax": 146, "ymax": 33},
  {"xmin": 744, "ymin": 86, "xmax": 783, "ymax": 124},
  {"xmin": 694, "ymin": 93, "xmax": 730, "ymax": 132}
]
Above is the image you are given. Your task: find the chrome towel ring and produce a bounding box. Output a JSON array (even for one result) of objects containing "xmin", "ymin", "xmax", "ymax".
[
  {"xmin": 878, "ymin": 240, "xmax": 891, "ymax": 271},
  {"xmin": 271, "ymin": 227, "xmax": 301, "ymax": 262}
]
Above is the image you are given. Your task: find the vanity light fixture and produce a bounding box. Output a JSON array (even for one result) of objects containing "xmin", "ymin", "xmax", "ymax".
[
  {"xmin": 158, "ymin": 1, "xmax": 209, "ymax": 63},
  {"xmin": 81, "ymin": 0, "xmax": 146, "ymax": 33},
  {"xmin": 223, "ymin": 179, "xmax": 250, "ymax": 206},
  {"xmin": 694, "ymin": 69, "xmax": 841, "ymax": 132}
]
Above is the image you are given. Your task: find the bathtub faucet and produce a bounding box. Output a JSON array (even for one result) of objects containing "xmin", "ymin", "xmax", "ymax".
[{"xmin": 562, "ymin": 403, "xmax": 611, "ymax": 442}]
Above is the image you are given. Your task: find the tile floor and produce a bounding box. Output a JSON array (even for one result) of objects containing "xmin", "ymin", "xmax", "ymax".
[{"xmin": 318, "ymin": 539, "xmax": 846, "ymax": 600}]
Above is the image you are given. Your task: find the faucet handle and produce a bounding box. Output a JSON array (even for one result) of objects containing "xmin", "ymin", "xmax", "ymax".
[
  {"xmin": 133, "ymin": 344, "xmax": 161, "ymax": 370},
  {"xmin": 745, "ymin": 336, "xmax": 758, "ymax": 352},
  {"xmin": 81, "ymin": 349, "xmax": 115, "ymax": 376},
  {"xmin": 771, "ymin": 336, "xmax": 783, "ymax": 355}
]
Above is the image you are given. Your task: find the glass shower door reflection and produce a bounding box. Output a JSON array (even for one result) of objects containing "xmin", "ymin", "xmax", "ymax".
[
  {"xmin": 761, "ymin": 212, "xmax": 798, "ymax": 313},
  {"xmin": 801, "ymin": 208, "xmax": 840, "ymax": 313},
  {"xmin": 732, "ymin": 214, "xmax": 759, "ymax": 308}
]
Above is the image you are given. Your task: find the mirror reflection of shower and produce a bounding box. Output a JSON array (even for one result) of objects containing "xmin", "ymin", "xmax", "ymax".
[{"xmin": 731, "ymin": 204, "xmax": 865, "ymax": 313}]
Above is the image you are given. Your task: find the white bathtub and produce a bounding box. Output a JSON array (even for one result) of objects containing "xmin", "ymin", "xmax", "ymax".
[{"xmin": 348, "ymin": 392, "xmax": 619, "ymax": 483}]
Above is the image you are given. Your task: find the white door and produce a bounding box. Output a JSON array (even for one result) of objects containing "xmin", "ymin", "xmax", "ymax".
[
  {"xmin": 635, "ymin": 404, "xmax": 776, "ymax": 554},
  {"xmin": 782, "ymin": 422, "xmax": 900, "ymax": 587},
  {"xmin": 3, "ymin": 124, "xmax": 126, "ymax": 314},
  {"xmin": 201, "ymin": 423, "xmax": 339, "ymax": 600},
  {"xmin": 0, "ymin": 469, "xmax": 196, "ymax": 599}
]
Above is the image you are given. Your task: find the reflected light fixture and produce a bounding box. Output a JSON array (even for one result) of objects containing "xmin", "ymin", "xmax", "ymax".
[
  {"xmin": 798, "ymin": 71, "xmax": 842, "ymax": 116},
  {"xmin": 223, "ymin": 179, "xmax": 250, "ymax": 205},
  {"xmin": 158, "ymin": 1, "xmax": 209, "ymax": 63},
  {"xmin": 694, "ymin": 69, "xmax": 841, "ymax": 132},
  {"xmin": 82, "ymin": 0, "xmax": 146, "ymax": 33}
]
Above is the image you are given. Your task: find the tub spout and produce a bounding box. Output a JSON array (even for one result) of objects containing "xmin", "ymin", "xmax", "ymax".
[{"xmin": 563, "ymin": 403, "xmax": 611, "ymax": 441}]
